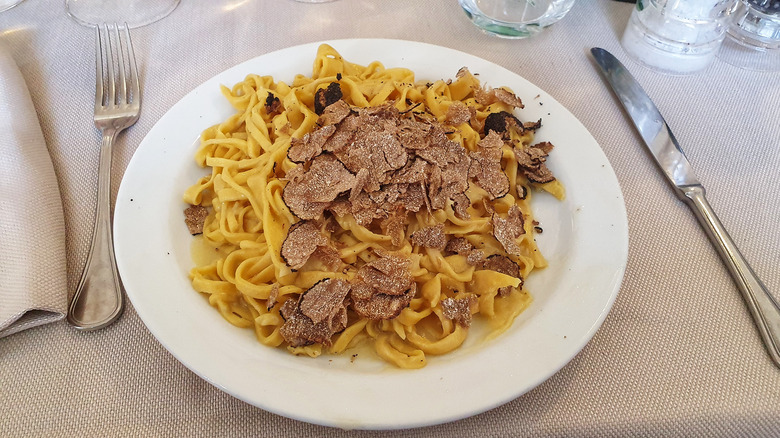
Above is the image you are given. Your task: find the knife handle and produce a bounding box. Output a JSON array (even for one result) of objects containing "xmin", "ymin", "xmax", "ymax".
[{"xmin": 681, "ymin": 185, "xmax": 780, "ymax": 368}]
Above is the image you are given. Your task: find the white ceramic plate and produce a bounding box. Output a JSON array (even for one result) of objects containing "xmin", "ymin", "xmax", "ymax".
[{"xmin": 114, "ymin": 39, "xmax": 628, "ymax": 430}]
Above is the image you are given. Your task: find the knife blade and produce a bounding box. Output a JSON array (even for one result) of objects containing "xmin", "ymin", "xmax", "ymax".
[{"xmin": 591, "ymin": 47, "xmax": 780, "ymax": 369}]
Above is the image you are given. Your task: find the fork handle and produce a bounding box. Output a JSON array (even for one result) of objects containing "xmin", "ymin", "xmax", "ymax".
[
  {"xmin": 681, "ymin": 185, "xmax": 780, "ymax": 368},
  {"xmin": 67, "ymin": 129, "xmax": 124, "ymax": 330}
]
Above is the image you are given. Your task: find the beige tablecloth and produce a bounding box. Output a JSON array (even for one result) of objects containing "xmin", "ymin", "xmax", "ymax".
[{"xmin": 1, "ymin": 1, "xmax": 778, "ymax": 436}]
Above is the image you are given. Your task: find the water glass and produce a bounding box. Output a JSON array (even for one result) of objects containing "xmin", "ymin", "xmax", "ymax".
[
  {"xmin": 459, "ymin": 0, "xmax": 577, "ymax": 39},
  {"xmin": 621, "ymin": 0, "xmax": 738, "ymax": 75},
  {"xmin": 718, "ymin": 0, "xmax": 780, "ymax": 71},
  {"xmin": 0, "ymin": 0, "xmax": 24, "ymax": 13}
]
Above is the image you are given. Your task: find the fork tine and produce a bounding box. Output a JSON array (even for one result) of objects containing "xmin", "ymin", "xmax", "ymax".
[
  {"xmin": 114, "ymin": 23, "xmax": 127, "ymax": 106},
  {"xmin": 105, "ymin": 24, "xmax": 116, "ymax": 106},
  {"xmin": 94, "ymin": 25, "xmax": 104, "ymax": 109},
  {"xmin": 123, "ymin": 23, "xmax": 140, "ymax": 108}
]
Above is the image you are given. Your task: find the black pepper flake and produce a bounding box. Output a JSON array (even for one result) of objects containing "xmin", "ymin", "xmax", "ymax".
[{"xmin": 336, "ymin": 72, "xmax": 342, "ymax": 80}]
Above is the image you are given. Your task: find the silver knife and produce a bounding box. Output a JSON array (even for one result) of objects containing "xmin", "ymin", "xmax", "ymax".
[{"xmin": 591, "ymin": 47, "xmax": 780, "ymax": 368}]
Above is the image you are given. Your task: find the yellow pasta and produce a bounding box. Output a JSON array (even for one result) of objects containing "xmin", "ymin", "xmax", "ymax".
[{"xmin": 183, "ymin": 44, "xmax": 563, "ymax": 369}]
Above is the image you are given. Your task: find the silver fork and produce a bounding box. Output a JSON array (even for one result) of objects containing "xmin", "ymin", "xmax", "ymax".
[{"xmin": 67, "ymin": 23, "xmax": 140, "ymax": 330}]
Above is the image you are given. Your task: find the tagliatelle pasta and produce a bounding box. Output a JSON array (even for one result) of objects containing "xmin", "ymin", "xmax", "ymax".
[{"xmin": 183, "ymin": 44, "xmax": 564, "ymax": 369}]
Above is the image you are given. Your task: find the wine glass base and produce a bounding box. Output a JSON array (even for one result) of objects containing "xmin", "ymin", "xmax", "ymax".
[
  {"xmin": 0, "ymin": 0, "xmax": 25, "ymax": 13},
  {"xmin": 66, "ymin": 0, "xmax": 180, "ymax": 29}
]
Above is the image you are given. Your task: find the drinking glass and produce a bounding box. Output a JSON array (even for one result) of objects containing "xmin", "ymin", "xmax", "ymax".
[
  {"xmin": 621, "ymin": 0, "xmax": 738, "ymax": 75},
  {"xmin": 66, "ymin": 0, "xmax": 180, "ymax": 28},
  {"xmin": 459, "ymin": 0, "xmax": 578, "ymax": 39},
  {"xmin": 718, "ymin": 0, "xmax": 780, "ymax": 71},
  {"xmin": 0, "ymin": 0, "xmax": 24, "ymax": 13}
]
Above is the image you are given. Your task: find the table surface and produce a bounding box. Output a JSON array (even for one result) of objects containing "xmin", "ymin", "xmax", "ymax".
[{"xmin": 2, "ymin": 1, "xmax": 779, "ymax": 436}]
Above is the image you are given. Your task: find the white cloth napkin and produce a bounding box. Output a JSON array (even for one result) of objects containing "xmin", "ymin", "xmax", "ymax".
[{"xmin": 0, "ymin": 41, "xmax": 67, "ymax": 337}]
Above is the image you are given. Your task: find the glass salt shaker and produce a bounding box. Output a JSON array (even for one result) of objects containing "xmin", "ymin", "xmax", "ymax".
[{"xmin": 621, "ymin": 0, "xmax": 739, "ymax": 75}]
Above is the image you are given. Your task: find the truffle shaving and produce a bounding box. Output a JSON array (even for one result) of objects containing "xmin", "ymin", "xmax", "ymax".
[
  {"xmin": 184, "ymin": 205, "xmax": 209, "ymax": 235},
  {"xmin": 396, "ymin": 118, "xmax": 432, "ymax": 150},
  {"xmin": 334, "ymin": 129, "xmax": 407, "ymax": 188},
  {"xmin": 491, "ymin": 205, "xmax": 525, "ymax": 256},
  {"xmin": 469, "ymin": 131, "xmax": 510, "ymax": 199},
  {"xmin": 483, "ymin": 111, "xmax": 521, "ymax": 137},
  {"xmin": 493, "ymin": 88, "xmax": 524, "ymax": 109},
  {"xmin": 380, "ymin": 207, "xmax": 407, "ymax": 247},
  {"xmin": 474, "ymin": 87, "xmax": 524, "ymax": 109},
  {"xmin": 322, "ymin": 111, "xmax": 361, "ymax": 153},
  {"xmin": 481, "ymin": 254, "xmax": 522, "ymax": 296},
  {"xmin": 265, "ymin": 92, "xmax": 281, "ymax": 115},
  {"xmin": 514, "ymin": 141, "xmax": 556, "ymax": 184},
  {"xmin": 445, "ymin": 101, "xmax": 472, "ymax": 126},
  {"xmin": 318, "ymin": 100, "xmax": 351, "ymax": 126},
  {"xmin": 445, "ymin": 237, "xmax": 484, "ymax": 265},
  {"xmin": 523, "ymin": 119, "xmax": 543, "ymax": 132},
  {"xmin": 314, "ymin": 82, "xmax": 343, "ymax": 115},
  {"xmin": 312, "ymin": 245, "xmax": 343, "ymax": 272},
  {"xmin": 358, "ymin": 251, "xmax": 413, "ymax": 296},
  {"xmin": 451, "ymin": 193, "xmax": 471, "ymax": 220},
  {"xmin": 279, "ymin": 279, "xmax": 351, "ymax": 347},
  {"xmin": 390, "ymin": 158, "xmax": 428, "ymax": 184},
  {"xmin": 266, "ymin": 284, "xmax": 280, "ymax": 311},
  {"xmin": 351, "ymin": 282, "xmax": 416, "ymax": 320},
  {"xmin": 399, "ymin": 183, "xmax": 426, "ymax": 213},
  {"xmin": 411, "ymin": 224, "xmax": 446, "ymax": 249},
  {"xmin": 298, "ymin": 278, "xmax": 351, "ymax": 324},
  {"xmin": 441, "ymin": 296, "xmax": 477, "ymax": 327},
  {"xmin": 287, "ymin": 124, "xmax": 336, "ymax": 163},
  {"xmin": 414, "ymin": 132, "xmax": 465, "ymax": 168},
  {"xmin": 348, "ymin": 251, "xmax": 417, "ymax": 320},
  {"xmin": 282, "ymin": 154, "xmax": 356, "ymax": 220},
  {"xmin": 281, "ymin": 220, "xmax": 338, "ymax": 270}
]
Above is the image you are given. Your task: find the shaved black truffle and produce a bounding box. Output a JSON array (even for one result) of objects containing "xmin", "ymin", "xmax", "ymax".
[
  {"xmin": 481, "ymin": 254, "xmax": 522, "ymax": 296},
  {"xmin": 265, "ymin": 92, "xmax": 281, "ymax": 115},
  {"xmin": 314, "ymin": 82, "xmax": 343, "ymax": 115},
  {"xmin": 483, "ymin": 111, "xmax": 521, "ymax": 136}
]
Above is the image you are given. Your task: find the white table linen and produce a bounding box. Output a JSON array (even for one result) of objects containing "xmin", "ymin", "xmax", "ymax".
[{"xmin": 0, "ymin": 41, "xmax": 67, "ymax": 337}]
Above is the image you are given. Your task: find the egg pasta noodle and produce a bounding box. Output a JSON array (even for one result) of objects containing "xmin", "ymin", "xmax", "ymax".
[{"xmin": 183, "ymin": 44, "xmax": 564, "ymax": 369}]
